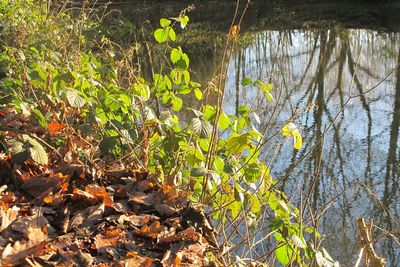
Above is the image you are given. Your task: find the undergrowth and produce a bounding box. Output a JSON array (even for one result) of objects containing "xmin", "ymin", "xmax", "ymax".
[{"xmin": 0, "ymin": 0, "xmax": 338, "ymax": 266}]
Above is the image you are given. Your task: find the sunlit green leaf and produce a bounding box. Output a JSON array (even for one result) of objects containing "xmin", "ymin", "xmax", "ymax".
[
  {"xmin": 241, "ymin": 77, "xmax": 253, "ymax": 86},
  {"xmin": 66, "ymin": 89, "xmax": 86, "ymax": 108},
  {"xmin": 171, "ymin": 96, "xmax": 182, "ymax": 112},
  {"xmin": 276, "ymin": 243, "xmax": 293, "ymax": 266},
  {"xmin": 218, "ymin": 112, "xmax": 230, "ymax": 130},
  {"xmin": 249, "ymin": 194, "xmax": 261, "ymax": 213},
  {"xmin": 183, "ymin": 71, "xmax": 190, "ymax": 84},
  {"xmin": 27, "ymin": 137, "xmax": 48, "ymax": 165},
  {"xmin": 154, "ymin": 28, "xmax": 168, "ymax": 43},
  {"xmin": 178, "ymin": 15, "xmax": 189, "ymax": 28},
  {"xmin": 32, "ymin": 109, "xmax": 46, "ymax": 128},
  {"xmin": 168, "ymin": 28, "xmax": 176, "ymax": 41},
  {"xmin": 192, "ymin": 117, "xmax": 212, "ymax": 138},
  {"xmin": 213, "ymin": 157, "xmax": 225, "ymax": 173},
  {"xmin": 170, "ymin": 48, "xmax": 181, "ymax": 64},
  {"xmin": 226, "ymin": 132, "xmax": 251, "ymax": 154},
  {"xmin": 160, "ymin": 18, "xmax": 171, "ymax": 28},
  {"xmin": 194, "ymin": 88, "xmax": 203, "ymax": 100}
]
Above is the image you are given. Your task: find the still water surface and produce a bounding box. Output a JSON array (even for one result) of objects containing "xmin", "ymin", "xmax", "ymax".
[
  {"xmin": 117, "ymin": 1, "xmax": 400, "ymax": 265},
  {"xmin": 223, "ymin": 28, "xmax": 400, "ymax": 265}
]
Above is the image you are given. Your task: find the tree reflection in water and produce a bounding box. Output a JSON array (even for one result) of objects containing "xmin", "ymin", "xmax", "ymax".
[{"xmin": 222, "ymin": 28, "xmax": 400, "ymax": 265}]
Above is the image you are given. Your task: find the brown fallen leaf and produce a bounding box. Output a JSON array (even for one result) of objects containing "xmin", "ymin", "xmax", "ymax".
[
  {"xmin": 155, "ymin": 203, "xmax": 178, "ymax": 217},
  {"xmin": 136, "ymin": 221, "xmax": 164, "ymax": 239},
  {"xmin": 180, "ymin": 242, "xmax": 208, "ymax": 265},
  {"xmin": 161, "ymin": 250, "xmax": 182, "ymax": 267},
  {"xmin": 94, "ymin": 233, "xmax": 120, "ymax": 254},
  {"xmin": 0, "ymin": 205, "xmax": 20, "ymax": 232},
  {"xmin": 128, "ymin": 191, "xmax": 156, "ymax": 206},
  {"xmin": 107, "ymin": 214, "xmax": 157, "ymax": 227},
  {"xmin": 27, "ymin": 226, "xmax": 48, "ymax": 243},
  {"xmin": 68, "ymin": 203, "xmax": 105, "ymax": 231},
  {"xmin": 158, "ymin": 226, "xmax": 202, "ymax": 244},
  {"xmin": 84, "ymin": 185, "xmax": 113, "ymax": 206},
  {"xmin": 1, "ymin": 240, "xmax": 47, "ymax": 265},
  {"xmin": 123, "ymin": 252, "xmax": 153, "ymax": 267}
]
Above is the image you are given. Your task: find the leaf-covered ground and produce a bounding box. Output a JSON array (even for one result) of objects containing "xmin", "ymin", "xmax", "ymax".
[{"xmin": 0, "ymin": 107, "xmax": 218, "ymax": 266}]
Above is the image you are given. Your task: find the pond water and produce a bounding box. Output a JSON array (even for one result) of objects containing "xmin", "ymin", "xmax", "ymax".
[
  {"xmin": 115, "ymin": 1, "xmax": 400, "ymax": 265},
  {"xmin": 223, "ymin": 28, "xmax": 400, "ymax": 266}
]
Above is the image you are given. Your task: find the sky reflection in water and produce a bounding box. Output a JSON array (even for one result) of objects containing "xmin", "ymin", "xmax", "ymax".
[{"xmin": 222, "ymin": 28, "xmax": 400, "ymax": 265}]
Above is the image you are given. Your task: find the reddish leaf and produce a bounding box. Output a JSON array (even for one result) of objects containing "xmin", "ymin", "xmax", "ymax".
[
  {"xmin": 85, "ymin": 185, "xmax": 113, "ymax": 206},
  {"xmin": 47, "ymin": 120, "xmax": 65, "ymax": 135},
  {"xmin": 137, "ymin": 221, "xmax": 162, "ymax": 239}
]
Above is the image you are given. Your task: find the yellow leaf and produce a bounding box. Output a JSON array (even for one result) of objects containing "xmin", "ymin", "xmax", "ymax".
[
  {"xmin": 282, "ymin": 122, "xmax": 302, "ymax": 150},
  {"xmin": 293, "ymin": 132, "xmax": 302, "ymax": 150}
]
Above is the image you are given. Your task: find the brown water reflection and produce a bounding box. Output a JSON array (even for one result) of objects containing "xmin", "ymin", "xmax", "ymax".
[{"xmin": 222, "ymin": 28, "xmax": 400, "ymax": 265}]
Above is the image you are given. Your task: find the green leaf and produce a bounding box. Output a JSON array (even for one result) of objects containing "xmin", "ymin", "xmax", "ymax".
[
  {"xmin": 26, "ymin": 136, "xmax": 48, "ymax": 165},
  {"xmin": 134, "ymin": 83, "xmax": 150, "ymax": 101},
  {"xmin": 7, "ymin": 139, "xmax": 29, "ymax": 164},
  {"xmin": 213, "ymin": 157, "xmax": 225, "ymax": 173},
  {"xmin": 199, "ymin": 139, "xmax": 210, "ymax": 152},
  {"xmin": 183, "ymin": 71, "xmax": 190, "ymax": 85},
  {"xmin": 177, "ymin": 85, "xmax": 191, "ymax": 95},
  {"xmin": 194, "ymin": 88, "xmax": 203, "ymax": 100},
  {"xmin": 276, "ymin": 242, "xmax": 293, "ymax": 266},
  {"xmin": 99, "ymin": 136, "xmax": 118, "ymax": 155},
  {"xmin": 8, "ymin": 135, "xmax": 48, "ymax": 165},
  {"xmin": 218, "ymin": 112, "xmax": 230, "ymax": 130},
  {"xmin": 171, "ymin": 96, "xmax": 182, "ymax": 112},
  {"xmin": 192, "ymin": 117, "xmax": 213, "ymax": 138},
  {"xmin": 181, "ymin": 54, "xmax": 189, "ymax": 68},
  {"xmin": 66, "ymin": 89, "xmax": 86, "ymax": 108},
  {"xmin": 226, "ymin": 132, "xmax": 251, "ymax": 154},
  {"xmin": 230, "ymin": 200, "xmax": 240, "ymax": 219},
  {"xmin": 178, "ymin": 15, "xmax": 189, "ymax": 28},
  {"xmin": 32, "ymin": 109, "xmax": 46, "ymax": 128},
  {"xmin": 160, "ymin": 18, "xmax": 171, "ymax": 28},
  {"xmin": 265, "ymin": 90, "xmax": 275, "ymax": 102},
  {"xmin": 241, "ymin": 77, "xmax": 253, "ymax": 86},
  {"xmin": 168, "ymin": 28, "xmax": 176, "ymax": 41},
  {"xmin": 249, "ymin": 194, "xmax": 261, "ymax": 214},
  {"xmin": 170, "ymin": 48, "xmax": 181, "ymax": 64},
  {"xmin": 154, "ymin": 28, "xmax": 168, "ymax": 43},
  {"xmin": 191, "ymin": 166, "xmax": 207, "ymax": 177}
]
